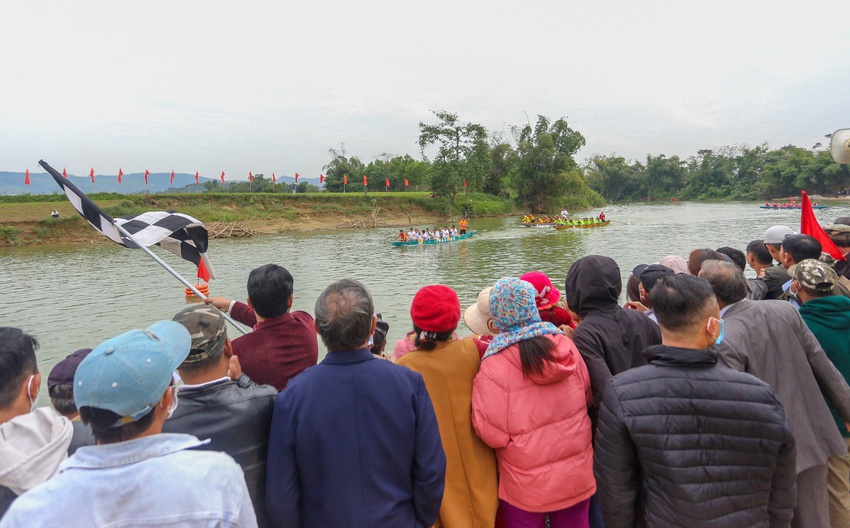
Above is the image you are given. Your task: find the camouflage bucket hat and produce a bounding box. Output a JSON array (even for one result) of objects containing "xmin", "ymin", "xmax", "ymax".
[
  {"xmin": 172, "ymin": 304, "xmax": 227, "ymax": 363},
  {"xmin": 789, "ymin": 258, "xmax": 838, "ymax": 293}
]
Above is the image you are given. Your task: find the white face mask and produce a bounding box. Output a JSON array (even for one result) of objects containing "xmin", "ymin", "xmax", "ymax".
[{"xmin": 26, "ymin": 375, "xmax": 39, "ymax": 412}]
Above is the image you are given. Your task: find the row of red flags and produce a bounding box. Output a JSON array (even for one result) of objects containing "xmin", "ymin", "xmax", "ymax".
[{"xmin": 23, "ymin": 169, "xmax": 416, "ymax": 188}]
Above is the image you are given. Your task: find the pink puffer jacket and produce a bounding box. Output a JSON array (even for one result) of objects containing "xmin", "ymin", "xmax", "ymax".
[{"xmin": 471, "ymin": 333, "xmax": 595, "ymax": 512}]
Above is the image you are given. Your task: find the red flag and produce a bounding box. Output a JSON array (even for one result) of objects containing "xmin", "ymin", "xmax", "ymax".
[
  {"xmin": 90, "ymin": 168, "xmax": 95, "ymax": 183},
  {"xmin": 170, "ymin": 170, "xmax": 175, "ymax": 184},
  {"xmin": 62, "ymin": 167, "xmax": 67, "ymax": 178},
  {"xmin": 118, "ymin": 168, "xmax": 123, "ymax": 184},
  {"xmin": 144, "ymin": 170, "xmax": 149, "ymax": 185},
  {"xmin": 801, "ymin": 190, "xmax": 846, "ymax": 260},
  {"xmin": 249, "ymin": 171, "xmax": 254, "ymax": 182},
  {"xmin": 385, "ymin": 178, "xmax": 390, "ymax": 188},
  {"xmin": 220, "ymin": 171, "xmax": 225, "ymax": 184},
  {"xmin": 195, "ymin": 171, "xmax": 200, "ymax": 184},
  {"xmin": 295, "ymin": 173, "xmax": 299, "ymax": 183},
  {"xmin": 24, "ymin": 169, "xmax": 30, "ymax": 185},
  {"xmin": 404, "ymin": 179, "xmax": 409, "ymax": 187},
  {"xmin": 363, "ymin": 175, "xmax": 368, "ymax": 186},
  {"xmin": 320, "ymin": 174, "xmax": 325, "ymax": 183},
  {"xmin": 463, "ymin": 180, "xmax": 468, "ymax": 187},
  {"xmin": 272, "ymin": 172, "xmax": 277, "ymax": 183},
  {"xmin": 197, "ymin": 259, "xmax": 211, "ymax": 282},
  {"xmin": 344, "ymin": 174, "xmax": 348, "ymax": 185}
]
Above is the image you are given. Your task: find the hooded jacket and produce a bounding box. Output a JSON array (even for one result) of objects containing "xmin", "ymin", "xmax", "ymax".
[
  {"xmin": 799, "ymin": 295, "xmax": 850, "ymax": 438},
  {"xmin": 471, "ymin": 334, "xmax": 595, "ymax": 512},
  {"xmin": 0, "ymin": 408, "xmax": 73, "ymax": 517},
  {"xmin": 564, "ymin": 256, "xmax": 662, "ymax": 407}
]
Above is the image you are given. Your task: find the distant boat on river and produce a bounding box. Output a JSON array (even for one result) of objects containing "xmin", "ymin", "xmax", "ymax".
[{"xmin": 392, "ymin": 230, "xmax": 477, "ymax": 246}]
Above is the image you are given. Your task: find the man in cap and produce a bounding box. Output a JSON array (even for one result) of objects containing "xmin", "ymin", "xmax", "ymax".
[
  {"xmin": 824, "ymin": 222, "xmax": 850, "ymax": 285},
  {"xmin": 266, "ymin": 279, "xmax": 445, "ymax": 528},
  {"xmin": 761, "ymin": 225, "xmax": 795, "ymax": 299},
  {"xmin": 165, "ymin": 305, "xmax": 277, "ymax": 527},
  {"xmin": 625, "ymin": 264, "xmax": 675, "ymax": 323},
  {"xmin": 778, "ymin": 234, "xmax": 823, "ymax": 306},
  {"xmin": 793, "ymin": 259, "xmax": 850, "ymax": 527},
  {"xmin": 1, "ymin": 321, "xmax": 257, "ymax": 527},
  {"xmin": 0, "ymin": 328, "xmax": 73, "ymax": 518},
  {"xmin": 700, "ymin": 260, "xmax": 850, "ymax": 528},
  {"xmin": 205, "ymin": 263, "xmax": 318, "ymax": 391},
  {"xmin": 47, "ymin": 348, "xmax": 95, "ymax": 454}
]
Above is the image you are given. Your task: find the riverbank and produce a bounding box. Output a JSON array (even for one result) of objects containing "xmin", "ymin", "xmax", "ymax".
[{"xmin": 0, "ymin": 192, "xmax": 518, "ymax": 247}]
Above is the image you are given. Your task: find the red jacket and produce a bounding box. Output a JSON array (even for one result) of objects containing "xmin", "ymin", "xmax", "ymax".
[{"xmin": 230, "ymin": 301, "xmax": 319, "ymax": 391}]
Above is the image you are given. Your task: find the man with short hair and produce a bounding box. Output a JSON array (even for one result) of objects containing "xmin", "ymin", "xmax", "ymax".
[
  {"xmin": 266, "ymin": 279, "xmax": 446, "ymax": 528},
  {"xmin": 206, "ymin": 263, "xmax": 318, "ymax": 391},
  {"xmin": 47, "ymin": 348, "xmax": 95, "ymax": 455},
  {"xmin": 762, "ymin": 225, "xmax": 795, "ymax": 299},
  {"xmin": 1, "ymin": 321, "xmax": 257, "ymax": 527},
  {"xmin": 701, "ymin": 260, "xmax": 850, "ymax": 528},
  {"xmin": 166, "ymin": 304, "xmax": 278, "ymax": 528},
  {"xmin": 792, "ymin": 259, "xmax": 850, "ymax": 527},
  {"xmin": 595, "ymin": 274, "xmax": 796, "ymax": 527},
  {"xmin": 0, "ymin": 328, "xmax": 73, "ymax": 518},
  {"xmin": 746, "ymin": 239, "xmax": 774, "ymax": 277},
  {"xmin": 778, "ymin": 234, "xmax": 823, "ymax": 306},
  {"xmin": 626, "ymin": 263, "xmax": 674, "ymax": 323}
]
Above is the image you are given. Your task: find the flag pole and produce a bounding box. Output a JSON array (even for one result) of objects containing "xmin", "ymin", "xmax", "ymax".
[{"xmin": 113, "ymin": 222, "xmax": 248, "ymax": 335}]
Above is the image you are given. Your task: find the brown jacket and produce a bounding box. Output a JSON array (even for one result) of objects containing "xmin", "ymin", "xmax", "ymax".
[{"xmin": 399, "ymin": 338, "xmax": 498, "ymax": 528}]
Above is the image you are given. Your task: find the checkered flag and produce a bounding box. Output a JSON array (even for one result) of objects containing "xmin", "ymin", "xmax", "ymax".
[{"xmin": 40, "ymin": 160, "xmax": 216, "ymax": 281}]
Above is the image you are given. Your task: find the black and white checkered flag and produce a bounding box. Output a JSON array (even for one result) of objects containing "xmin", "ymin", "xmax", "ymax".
[{"xmin": 40, "ymin": 160, "xmax": 216, "ymax": 280}]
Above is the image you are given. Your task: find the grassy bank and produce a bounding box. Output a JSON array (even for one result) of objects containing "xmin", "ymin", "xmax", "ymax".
[{"xmin": 0, "ymin": 192, "xmax": 519, "ymax": 247}]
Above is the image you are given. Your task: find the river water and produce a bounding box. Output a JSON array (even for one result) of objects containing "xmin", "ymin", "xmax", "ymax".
[{"xmin": 2, "ymin": 201, "xmax": 848, "ymax": 403}]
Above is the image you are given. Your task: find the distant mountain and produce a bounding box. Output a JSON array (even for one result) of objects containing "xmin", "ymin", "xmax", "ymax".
[{"xmin": 0, "ymin": 172, "xmax": 320, "ymax": 195}]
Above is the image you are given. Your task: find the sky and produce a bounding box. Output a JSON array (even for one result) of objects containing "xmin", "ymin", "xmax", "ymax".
[{"xmin": 3, "ymin": 0, "xmax": 850, "ymax": 181}]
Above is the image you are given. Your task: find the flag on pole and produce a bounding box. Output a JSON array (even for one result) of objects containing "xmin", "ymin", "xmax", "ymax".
[
  {"xmin": 385, "ymin": 178, "xmax": 390, "ymax": 188},
  {"xmin": 801, "ymin": 190, "xmax": 846, "ymax": 260},
  {"xmin": 404, "ymin": 179, "xmax": 409, "ymax": 187},
  {"xmin": 249, "ymin": 171, "xmax": 254, "ymax": 182},
  {"xmin": 25, "ymin": 169, "xmax": 30, "ymax": 185},
  {"xmin": 62, "ymin": 167, "xmax": 67, "ymax": 178},
  {"xmin": 272, "ymin": 172, "xmax": 276, "ymax": 183},
  {"xmin": 344, "ymin": 174, "xmax": 348, "ymax": 185},
  {"xmin": 90, "ymin": 168, "xmax": 95, "ymax": 183},
  {"xmin": 463, "ymin": 180, "xmax": 468, "ymax": 188},
  {"xmin": 295, "ymin": 173, "xmax": 299, "ymax": 183},
  {"xmin": 40, "ymin": 160, "xmax": 217, "ymax": 281},
  {"xmin": 363, "ymin": 175, "xmax": 368, "ymax": 186},
  {"xmin": 320, "ymin": 174, "xmax": 325, "ymax": 184},
  {"xmin": 144, "ymin": 170, "xmax": 150, "ymax": 185},
  {"xmin": 118, "ymin": 168, "xmax": 123, "ymax": 184},
  {"xmin": 170, "ymin": 170, "xmax": 175, "ymax": 184},
  {"xmin": 195, "ymin": 171, "xmax": 200, "ymax": 185},
  {"xmin": 220, "ymin": 171, "xmax": 225, "ymax": 184}
]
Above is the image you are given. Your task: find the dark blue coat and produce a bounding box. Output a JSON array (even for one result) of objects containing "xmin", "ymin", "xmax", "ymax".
[{"xmin": 266, "ymin": 348, "xmax": 445, "ymax": 528}]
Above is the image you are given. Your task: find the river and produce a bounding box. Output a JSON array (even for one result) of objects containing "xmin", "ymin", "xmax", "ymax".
[{"xmin": 2, "ymin": 201, "xmax": 848, "ymax": 403}]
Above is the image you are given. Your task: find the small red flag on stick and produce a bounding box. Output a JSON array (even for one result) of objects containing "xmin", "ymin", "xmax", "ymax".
[
  {"xmin": 320, "ymin": 174, "xmax": 325, "ymax": 184},
  {"xmin": 220, "ymin": 171, "xmax": 225, "ymax": 184},
  {"xmin": 90, "ymin": 168, "xmax": 95, "ymax": 183},
  {"xmin": 404, "ymin": 179, "xmax": 409, "ymax": 187},
  {"xmin": 195, "ymin": 172, "xmax": 200, "ymax": 184},
  {"xmin": 463, "ymin": 180, "xmax": 468, "ymax": 188},
  {"xmin": 249, "ymin": 171, "xmax": 254, "ymax": 182},
  {"xmin": 801, "ymin": 190, "xmax": 846, "ymax": 260},
  {"xmin": 344, "ymin": 174, "xmax": 348, "ymax": 185},
  {"xmin": 385, "ymin": 178, "xmax": 390, "ymax": 188},
  {"xmin": 363, "ymin": 175, "xmax": 368, "ymax": 186},
  {"xmin": 24, "ymin": 169, "xmax": 30, "ymax": 185},
  {"xmin": 295, "ymin": 173, "xmax": 299, "ymax": 183},
  {"xmin": 144, "ymin": 170, "xmax": 150, "ymax": 185},
  {"xmin": 170, "ymin": 170, "xmax": 175, "ymax": 184},
  {"xmin": 118, "ymin": 168, "xmax": 123, "ymax": 184},
  {"xmin": 272, "ymin": 172, "xmax": 276, "ymax": 183}
]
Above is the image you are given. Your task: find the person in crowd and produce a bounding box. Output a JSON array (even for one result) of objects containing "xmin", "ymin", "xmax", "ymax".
[
  {"xmin": 472, "ymin": 277, "xmax": 595, "ymax": 527},
  {"xmin": 762, "ymin": 225, "xmax": 796, "ymax": 299},
  {"xmin": 716, "ymin": 244, "xmax": 769, "ymax": 300},
  {"xmin": 595, "ymin": 274, "xmax": 797, "ymax": 528},
  {"xmin": 397, "ymin": 229, "xmax": 409, "ymax": 242},
  {"xmin": 47, "ymin": 348, "xmax": 95, "ymax": 454},
  {"xmin": 625, "ymin": 273, "xmax": 643, "ymax": 306},
  {"xmin": 0, "ymin": 328, "xmax": 73, "ymax": 518},
  {"xmin": 777, "ymin": 234, "xmax": 823, "ymax": 306},
  {"xmin": 165, "ymin": 304, "xmax": 277, "ymax": 528},
  {"xmin": 265, "ymin": 279, "xmax": 445, "ymax": 528},
  {"xmin": 687, "ymin": 248, "xmax": 725, "ymax": 276},
  {"xmin": 464, "ymin": 286, "xmax": 499, "ymax": 356},
  {"xmin": 459, "ymin": 217, "xmax": 469, "ymax": 235},
  {"xmin": 1, "ymin": 321, "xmax": 257, "ymax": 527},
  {"xmin": 792, "ymin": 259, "xmax": 850, "ymax": 527},
  {"xmin": 701, "ymin": 260, "xmax": 850, "ymax": 528},
  {"xmin": 716, "ymin": 246, "xmax": 747, "ymax": 271},
  {"xmin": 825, "ymin": 223, "xmax": 850, "ymax": 286},
  {"xmin": 625, "ymin": 264, "xmax": 674, "ymax": 322},
  {"xmin": 564, "ymin": 255, "xmax": 662, "ymax": 409},
  {"xmin": 370, "ymin": 315, "xmax": 390, "ymax": 358},
  {"xmin": 397, "ymin": 285, "xmax": 498, "ymax": 527},
  {"xmin": 658, "ymin": 255, "xmax": 690, "ymax": 275},
  {"xmin": 746, "ymin": 239, "xmax": 774, "ymax": 278},
  {"xmin": 205, "ymin": 263, "xmax": 318, "ymax": 391},
  {"xmin": 521, "ymin": 271, "xmax": 574, "ymax": 328}
]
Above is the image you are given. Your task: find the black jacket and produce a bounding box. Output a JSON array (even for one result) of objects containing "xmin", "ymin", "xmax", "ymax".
[
  {"xmin": 565, "ymin": 255, "xmax": 662, "ymax": 407},
  {"xmin": 594, "ymin": 345, "xmax": 797, "ymax": 528},
  {"xmin": 162, "ymin": 373, "xmax": 277, "ymax": 528}
]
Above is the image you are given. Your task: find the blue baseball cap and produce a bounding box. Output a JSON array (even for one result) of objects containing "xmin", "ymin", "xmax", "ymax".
[{"xmin": 74, "ymin": 321, "xmax": 190, "ymax": 426}]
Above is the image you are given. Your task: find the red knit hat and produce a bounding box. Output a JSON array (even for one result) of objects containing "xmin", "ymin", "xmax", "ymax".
[
  {"xmin": 411, "ymin": 285, "xmax": 461, "ymax": 333},
  {"xmin": 519, "ymin": 271, "xmax": 561, "ymax": 310}
]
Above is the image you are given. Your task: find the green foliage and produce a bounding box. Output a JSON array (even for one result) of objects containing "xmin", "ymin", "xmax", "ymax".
[
  {"xmin": 323, "ymin": 144, "xmax": 366, "ymax": 193},
  {"xmin": 418, "ymin": 110, "xmax": 489, "ymax": 200},
  {"xmin": 0, "ymin": 225, "xmax": 20, "ymax": 241}
]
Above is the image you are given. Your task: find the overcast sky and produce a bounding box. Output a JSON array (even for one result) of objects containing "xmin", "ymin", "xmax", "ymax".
[{"xmin": 3, "ymin": 0, "xmax": 849, "ymax": 181}]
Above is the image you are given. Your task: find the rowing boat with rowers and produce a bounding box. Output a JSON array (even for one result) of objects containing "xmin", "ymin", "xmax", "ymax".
[
  {"xmin": 553, "ymin": 221, "xmax": 611, "ymax": 229},
  {"xmin": 392, "ymin": 230, "xmax": 478, "ymax": 246}
]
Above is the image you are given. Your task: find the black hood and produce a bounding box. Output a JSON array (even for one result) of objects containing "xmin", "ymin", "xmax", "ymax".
[{"xmin": 565, "ymin": 255, "xmax": 622, "ymax": 317}]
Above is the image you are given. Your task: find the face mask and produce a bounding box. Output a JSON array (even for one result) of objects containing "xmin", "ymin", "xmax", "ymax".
[
  {"xmin": 166, "ymin": 388, "xmax": 179, "ymax": 419},
  {"xmin": 707, "ymin": 317, "xmax": 725, "ymax": 346},
  {"xmin": 26, "ymin": 375, "xmax": 39, "ymax": 412}
]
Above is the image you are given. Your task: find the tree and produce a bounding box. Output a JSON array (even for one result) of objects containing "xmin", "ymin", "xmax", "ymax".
[
  {"xmin": 418, "ymin": 110, "xmax": 488, "ymax": 200},
  {"xmin": 323, "ymin": 144, "xmax": 366, "ymax": 192},
  {"xmin": 513, "ymin": 115, "xmax": 586, "ymax": 212}
]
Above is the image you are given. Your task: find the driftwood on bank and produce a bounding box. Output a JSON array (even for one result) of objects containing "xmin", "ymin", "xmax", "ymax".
[{"xmin": 207, "ymin": 222, "xmax": 258, "ymax": 238}]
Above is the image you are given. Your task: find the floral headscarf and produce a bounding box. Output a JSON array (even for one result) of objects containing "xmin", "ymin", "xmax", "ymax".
[{"xmin": 483, "ymin": 277, "xmax": 562, "ymax": 359}]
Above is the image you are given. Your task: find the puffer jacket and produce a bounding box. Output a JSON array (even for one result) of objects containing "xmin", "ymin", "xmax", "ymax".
[
  {"xmin": 564, "ymin": 255, "xmax": 661, "ymax": 408},
  {"xmin": 594, "ymin": 345, "xmax": 797, "ymax": 528},
  {"xmin": 471, "ymin": 334, "xmax": 595, "ymax": 512}
]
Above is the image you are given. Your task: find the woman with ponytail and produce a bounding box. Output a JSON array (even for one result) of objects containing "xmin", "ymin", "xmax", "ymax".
[
  {"xmin": 397, "ymin": 285, "xmax": 499, "ymax": 528},
  {"xmin": 472, "ymin": 277, "xmax": 595, "ymax": 528}
]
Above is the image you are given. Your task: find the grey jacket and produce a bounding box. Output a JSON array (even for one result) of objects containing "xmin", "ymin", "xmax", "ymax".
[{"xmin": 714, "ymin": 299, "xmax": 850, "ymax": 472}]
